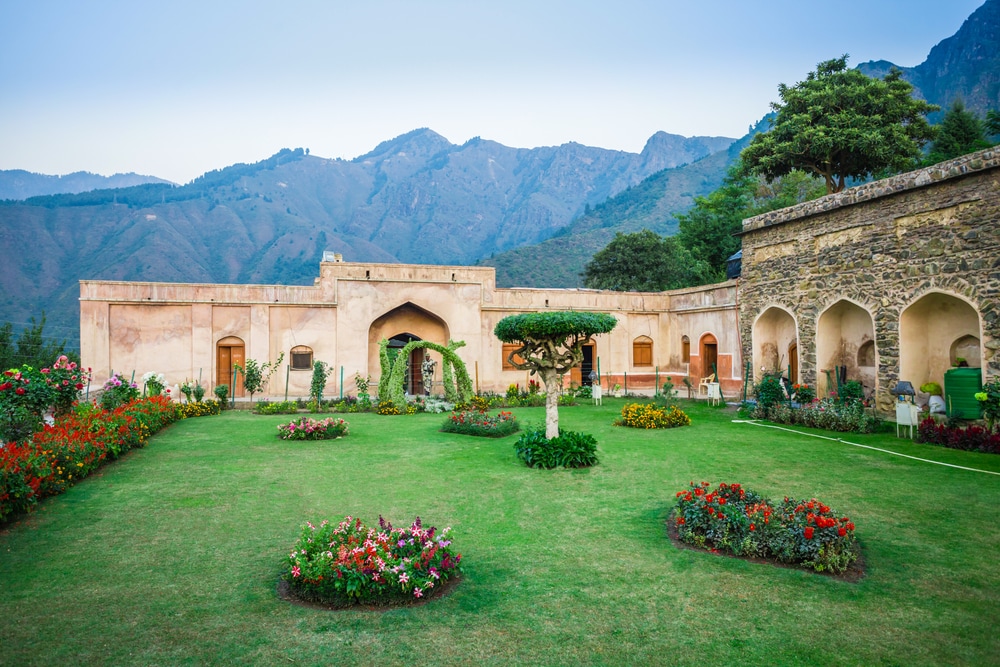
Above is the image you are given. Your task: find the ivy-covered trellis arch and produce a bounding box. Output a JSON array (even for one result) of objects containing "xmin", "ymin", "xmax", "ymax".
[{"xmin": 377, "ymin": 339, "xmax": 474, "ymax": 406}]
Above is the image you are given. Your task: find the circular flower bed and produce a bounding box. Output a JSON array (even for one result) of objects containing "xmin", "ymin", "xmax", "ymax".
[
  {"xmin": 276, "ymin": 417, "xmax": 348, "ymax": 440},
  {"xmin": 672, "ymin": 481, "xmax": 859, "ymax": 574},
  {"xmin": 282, "ymin": 516, "xmax": 461, "ymax": 607}
]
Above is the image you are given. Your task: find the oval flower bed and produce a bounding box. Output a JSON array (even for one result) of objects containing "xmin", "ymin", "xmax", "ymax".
[
  {"xmin": 440, "ymin": 409, "xmax": 518, "ymax": 438},
  {"xmin": 282, "ymin": 516, "xmax": 461, "ymax": 607},
  {"xmin": 615, "ymin": 403, "xmax": 691, "ymax": 429},
  {"xmin": 276, "ymin": 417, "xmax": 349, "ymax": 440},
  {"xmin": 672, "ymin": 481, "xmax": 859, "ymax": 575}
]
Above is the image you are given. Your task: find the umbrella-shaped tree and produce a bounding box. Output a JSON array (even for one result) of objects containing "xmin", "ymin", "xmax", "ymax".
[{"xmin": 494, "ymin": 311, "xmax": 617, "ymax": 438}]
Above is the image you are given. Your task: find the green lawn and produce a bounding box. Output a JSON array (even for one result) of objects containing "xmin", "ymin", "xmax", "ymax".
[{"xmin": 2, "ymin": 400, "xmax": 999, "ymax": 666}]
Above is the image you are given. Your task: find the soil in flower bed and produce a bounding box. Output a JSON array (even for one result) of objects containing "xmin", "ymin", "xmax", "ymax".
[
  {"xmin": 665, "ymin": 520, "xmax": 866, "ymax": 583},
  {"xmin": 276, "ymin": 575, "xmax": 462, "ymax": 612}
]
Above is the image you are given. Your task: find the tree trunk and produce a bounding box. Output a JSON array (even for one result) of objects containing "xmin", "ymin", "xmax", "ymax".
[{"xmin": 540, "ymin": 369, "xmax": 560, "ymax": 440}]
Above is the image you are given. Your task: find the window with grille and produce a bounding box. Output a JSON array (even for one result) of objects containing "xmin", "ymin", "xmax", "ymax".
[{"xmin": 290, "ymin": 346, "xmax": 313, "ymax": 370}]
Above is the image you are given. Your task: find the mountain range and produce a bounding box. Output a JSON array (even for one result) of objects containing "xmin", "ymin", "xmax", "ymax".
[{"xmin": 2, "ymin": 0, "xmax": 998, "ymax": 347}]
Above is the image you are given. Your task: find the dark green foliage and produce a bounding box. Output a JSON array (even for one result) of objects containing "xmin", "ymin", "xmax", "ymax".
[
  {"xmin": 742, "ymin": 55, "xmax": 938, "ymax": 193},
  {"xmin": 986, "ymin": 110, "xmax": 1000, "ymax": 136},
  {"xmin": 0, "ymin": 314, "xmax": 78, "ymax": 371},
  {"xmin": 493, "ymin": 312, "xmax": 617, "ymax": 344},
  {"xmin": 514, "ymin": 428, "xmax": 598, "ymax": 469},
  {"xmin": 754, "ymin": 376, "xmax": 786, "ymax": 410},
  {"xmin": 837, "ymin": 380, "xmax": 865, "ymax": 404},
  {"xmin": 676, "ymin": 162, "xmax": 825, "ymax": 278},
  {"xmin": 582, "ymin": 230, "xmax": 712, "ymax": 291},
  {"xmin": 310, "ymin": 360, "xmax": 331, "ymax": 404},
  {"xmin": 924, "ymin": 100, "xmax": 992, "ymax": 164}
]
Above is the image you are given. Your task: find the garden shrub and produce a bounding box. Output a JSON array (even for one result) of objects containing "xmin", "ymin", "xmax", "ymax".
[
  {"xmin": 557, "ymin": 394, "xmax": 577, "ymax": 406},
  {"xmin": 917, "ymin": 418, "xmax": 1000, "ymax": 454},
  {"xmin": 284, "ymin": 516, "xmax": 461, "ymax": 606},
  {"xmin": 837, "ymin": 380, "xmax": 865, "ymax": 404},
  {"xmin": 255, "ymin": 400, "xmax": 300, "ymax": 415},
  {"xmin": 441, "ymin": 409, "xmax": 518, "ymax": 438},
  {"xmin": 673, "ymin": 481, "xmax": 859, "ymax": 574},
  {"xmin": 754, "ymin": 375, "xmax": 786, "ymax": 410},
  {"xmin": 748, "ymin": 399, "xmax": 881, "ymax": 434},
  {"xmin": 276, "ymin": 417, "xmax": 349, "ymax": 440},
  {"xmin": 177, "ymin": 400, "xmax": 223, "ymax": 418},
  {"xmin": 615, "ymin": 403, "xmax": 691, "ymax": 429},
  {"xmin": 976, "ymin": 380, "xmax": 1000, "ymax": 431},
  {"xmin": 213, "ymin": 384, "xmax": 229, "ymax": 404},
  {"xmin": 377, "ymin": 400, "xmax": 401, "ymax": 415},
  {"xmin": 100, "ymin": 372, "xmax": 140, "ymax": 411},
  {"xmin": 514, "ymin": 428, "xmax": 598, "ymax": 469}
]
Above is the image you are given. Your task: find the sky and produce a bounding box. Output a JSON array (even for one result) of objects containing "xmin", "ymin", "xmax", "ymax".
[{"xmin": 0, "ymin": 0, "xmax": 988, "ymax": 184}]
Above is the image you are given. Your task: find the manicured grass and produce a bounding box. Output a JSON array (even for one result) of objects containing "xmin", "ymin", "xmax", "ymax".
[{"xmin": 2, "ymin": 399, "xmax": 999, "ymax": 666}]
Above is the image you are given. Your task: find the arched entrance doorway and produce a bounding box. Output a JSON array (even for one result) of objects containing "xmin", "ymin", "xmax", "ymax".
[
  {"xmin": 900, "ymin": 292, "xmax": 982, "ymax": 399},
  {"xmin": 386, "ymin": 333, "xmax": 424, "ymax": 395},
  {"xmin": 700, "ymin": 333, "xmax": 718, "ymax": 380},
  {"xmin": 752, "ymin": 306, "xmax": 798, "ymax": 382},
  {"xmin": 217, "ymin": 336, "xmax": 245, "ymax": 397},
  {"xmin": 816, "ymin": 300, "xmax": 876, "ymax": 399},
  {"xmin": 368, "ymin": 302, "xmax": 449, "ymax": 393}
]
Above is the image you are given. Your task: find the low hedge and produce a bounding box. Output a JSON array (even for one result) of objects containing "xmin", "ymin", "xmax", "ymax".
[
  {"xmin": 917, "ymin": 418, "xmax": 1000, "ymax": 454},
  {"xmin": 615, "ymin": 403, "xmax": 691, "ymax": 429}
]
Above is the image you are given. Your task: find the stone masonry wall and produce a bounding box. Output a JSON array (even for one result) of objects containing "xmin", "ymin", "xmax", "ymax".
[{"xmin": 739, "ymin": 147, "xmax": 1000, "ymax": 412}]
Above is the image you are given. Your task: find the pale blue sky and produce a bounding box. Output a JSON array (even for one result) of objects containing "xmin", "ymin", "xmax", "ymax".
[{"xmin": 0, "ymin": 0, "xmax": 987, "ymax": 183}]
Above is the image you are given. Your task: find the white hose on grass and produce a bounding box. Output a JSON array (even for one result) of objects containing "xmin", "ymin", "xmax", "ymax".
[{"xmin": 732, "ymin": 419, "xmax": 1000, "ymax": 477}]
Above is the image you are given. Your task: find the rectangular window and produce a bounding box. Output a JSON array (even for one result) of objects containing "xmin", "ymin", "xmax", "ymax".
[{"xmin": 502, "ymin": 344, "xmax": 524, "ymax": 370}]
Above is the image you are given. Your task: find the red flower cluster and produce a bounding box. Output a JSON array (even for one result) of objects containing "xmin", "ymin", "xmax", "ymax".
[{"xmin": 673, "ymin": 482, "xmax": 859, "ymax": 573}]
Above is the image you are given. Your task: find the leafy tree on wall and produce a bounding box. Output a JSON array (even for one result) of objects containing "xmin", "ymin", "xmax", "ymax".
[
  {"xmin": 581, "ymin": 230, "xmax": 712, "ymax": 292},
  {"xmin": 924, "ymin": 100, "xmax": 993, "ymax": 165},
  {"xmin": 741, "ymin": 55, "xmax": 939, "ymax": 194},
  {"xmin": 676, "ymin": 162, "xmax": 826, "ymax": 278},
  {"xmin": 494, "ymin": 312, "xmax": 617, "ymax": 439}
]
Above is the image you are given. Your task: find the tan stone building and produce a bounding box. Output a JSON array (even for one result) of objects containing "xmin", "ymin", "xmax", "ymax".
[
  {"xmin": 738, "ymin": 146, "xmax": 999, "ymax": 412},
  {"xmin": 80, "ymin": 262, "xmax": 742, "ymax": 400}
]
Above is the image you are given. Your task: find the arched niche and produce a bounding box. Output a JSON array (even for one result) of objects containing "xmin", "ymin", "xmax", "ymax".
[
  {"xmin": 816, "ymin": 300, "xmax": 875, "ymax": 398},
  {"xmin": 900, "ymin": 292, "xmax": 982, "ymax": 394},
  {"xmin": 950, "ymin": 334, "xmax": 982, "ymax": 368},
  {"xmin": 752, "ymin": 306, "xmax": 797, "ymax": 382}
]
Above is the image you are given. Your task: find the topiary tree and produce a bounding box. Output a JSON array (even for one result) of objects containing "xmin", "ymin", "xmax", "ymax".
[{"xmin": 494, "ymin": 312, "xmax": 617, "ymax": 438}]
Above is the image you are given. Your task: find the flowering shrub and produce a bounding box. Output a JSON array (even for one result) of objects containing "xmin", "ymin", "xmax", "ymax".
[
  {"xmin": 377, "ymin": 400, "xmax": 401, "ymax": 415},
  {"xmin": 277, "ymin": 417, "xmax": 349, "ymax": 440},
  {"xmin": 100, "ymin": 373, "xmax": 140, "ymax": 411},
  {"xmin": 615, "ymin": 403, "xmax": 691, "ymax": 429},
  {"xmin": 1, "ymin": 397, "xmax": 178, "ymax": 523},
  {"xmin": 792, "ymin": 383, "xmax": 815, "ymax": 404},
  {"xmin": 141, "ymin": 371, "xmax": 166, "ymax": 397},
  {"xmin": 917, "ymin": 418, "xmax": 1000, "ymax": 454},
  {"xmin": 441, "ymin": 409, "xmax": 518, "ymax": 438},
  {"xmin": 0, "ymin": 358, "xmax": 90, "ymax": 442},
  {"xmin": 255, "ymin": 400, "xmax": 300, "ymax": 415},
  {"xmin": 747, "ymin": 399, "xmax": 881, "ymax": 433},
  {"xmin": 177, "ymin": 400, "xmax": 223, "ymax": 418},
  {"xmin": 976, "ymin": 380, "xmax": 1000, "ymax": 431},
  {"xmin": 514, "ymin": 428, "xmax": 598, "ymax": 468},
  {"xmin": 284, "ymin": 515, "xmax": 461, "ymax": 605},
  {"xmin": 673, "ymin": 481, "xmax": 858, "ymax": 574}
]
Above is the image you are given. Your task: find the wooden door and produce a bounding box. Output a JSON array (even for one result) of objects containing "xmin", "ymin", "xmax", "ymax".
[
  {"xmin": 789, "ymin": 342, "xmax": 799, "ymax": 384},
  {"xmin": 217, "ymin": 339, "xmax": 245, "ymax": 397},
  {"xmin": 702, "ymin": 340, "xmax": 718, "ymax": 379}
]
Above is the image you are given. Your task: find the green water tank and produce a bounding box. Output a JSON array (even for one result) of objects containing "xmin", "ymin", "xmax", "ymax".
[{"xmin": 944, "ymin": 367, "xmax": 983, "ymax": 419}]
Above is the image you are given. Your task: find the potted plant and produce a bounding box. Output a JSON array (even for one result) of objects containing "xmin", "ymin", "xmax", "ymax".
[{"xmin": 920, "ymin": 381, "xmax": 946, "ymax": 415}]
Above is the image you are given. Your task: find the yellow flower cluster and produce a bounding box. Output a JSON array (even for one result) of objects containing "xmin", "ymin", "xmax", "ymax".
[{"xmin": 615, "ymin": 403, "xmax": 691, "ymax": 429}]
